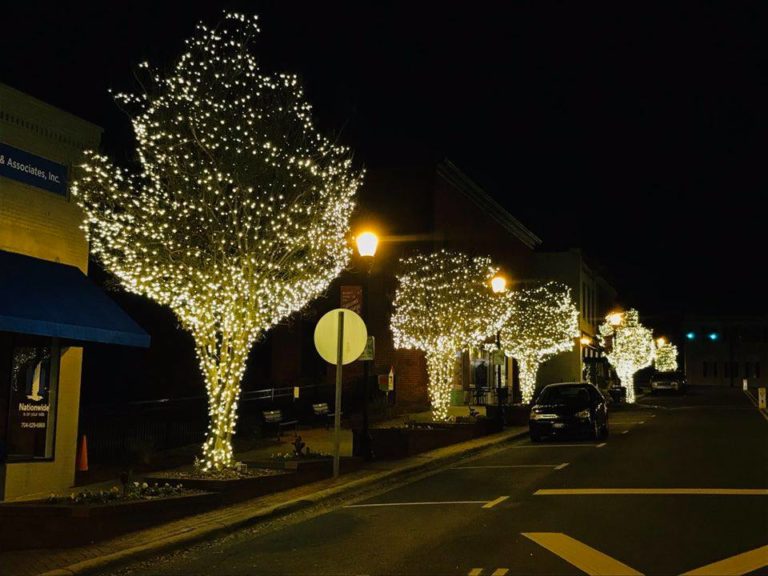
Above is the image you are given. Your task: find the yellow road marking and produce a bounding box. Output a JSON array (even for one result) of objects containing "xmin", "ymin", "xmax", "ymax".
[
  {"xmin": 523, "ymin": 532, "xmax": 642, "ymax": 575},
  {"xmin": 681, "ymin": 544, "xmax": 768, "ymax": 575},
  {"xmin": 344, "ymin": 500, "xmax": 487, "ymax": 508},
  {"xmin": 491, "ymin": 569, "xmax": 509, "ymax": 576},
  {"xmin": 482, "ymin": 496, "xmax": 509, "ymax": 508},
  {"xmin": 468, "ymin": 569, "xmax": 483, "ymax": 576},
  {"xmin": 534, "ymin": 488, "xmax": 768, "ymax": 496}
]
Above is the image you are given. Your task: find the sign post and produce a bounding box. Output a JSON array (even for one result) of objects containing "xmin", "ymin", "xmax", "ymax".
[{"xmin": 314, "ymin": 308, "xmax": 367, "ymax": 478}]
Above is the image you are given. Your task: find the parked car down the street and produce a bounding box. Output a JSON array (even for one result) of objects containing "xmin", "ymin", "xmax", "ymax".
[
  {"xmin": 529, "ymin": 382, "xmax": 609, "ymax": 442},
  {"xmin": 650, "ymin": 371, "xmax": 687, "ymax": 394}
]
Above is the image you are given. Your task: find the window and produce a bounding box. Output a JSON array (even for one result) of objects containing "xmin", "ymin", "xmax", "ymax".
[
  {"xmin": 732, "ymin": 362, "xmax": 739, "ymax": 378},
  {"xmin": 756, "ymin": 362, "xmax": 761, "ymax": 379},
  {"xmin": 724, "ymin": 362, "xmax": 730, "ymax": 377},
  {"xmin": 1, "ymin": 334, "xmax": 61, "ymax": 461},
  {"xmin": 713, "ymin": 362, "xmax": 718, "ymax": 377},
  {"xmin": 702, "ymin": 361, "xmax": 708, "ymax": 378},
  {"xmin": 745, "ymin": 362, "xmax": 751, "ymax": 379}
]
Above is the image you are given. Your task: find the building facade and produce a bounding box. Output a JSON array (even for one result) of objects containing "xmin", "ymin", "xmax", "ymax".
[
  {"xmin": 682, "ymin": 316, "xmax": 768, "ymax": 388},
  {"xmin": 0, "ymin": 84, "xmax": 148, "ymax": 501},
  {"xmin": 534, "ymin": 249, "xmax": 618, "ymax": 388}
]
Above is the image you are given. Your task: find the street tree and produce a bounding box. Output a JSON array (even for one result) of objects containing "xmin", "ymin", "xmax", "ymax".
[
  {"xmin": 72, "ymin": 13, "xmax": 362, "ymax": 471},
  {"xmin": 654, "ymin": 339, "xmax": 678, "ymax": 372},
  {"xmin": 598, "ymin": 309, "xmax": 655, "ymax": 403},
  {"xmin": 498, "ymin": 282, "xmax": 579, "ymax": 404},
  {"xmin": 391, "ymin": 250, "xmax": 504, "ymax": 421}
]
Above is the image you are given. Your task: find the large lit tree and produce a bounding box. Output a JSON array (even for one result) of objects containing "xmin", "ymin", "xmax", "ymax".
[
  {"xmin": 498, "ymin": 282, "xmax": 579, "ymax": 404},
  {"xmin": 73, "ymin": 13, "xmax": 362, "ymax": 471},
  {"xmin": 654, "ymin": 339, "xmax": 678, "ymax": 372},
  {"xmin": 598, "ymin": 309, "xmax": 655, "ymax": 403},
  {"xmin": 391, "ymin": 250, "xmax": 504, "ymax": 421}
]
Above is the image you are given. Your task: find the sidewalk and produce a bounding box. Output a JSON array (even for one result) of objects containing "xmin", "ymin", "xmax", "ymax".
[{"xmin": 1, "ymin": 424, "xmax": 527, "ymax": 576}]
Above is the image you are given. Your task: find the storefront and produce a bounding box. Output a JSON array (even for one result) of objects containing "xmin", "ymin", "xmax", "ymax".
[{"xmin": 0, "ymin": 83, "xmax": 149, "ymax": 500}]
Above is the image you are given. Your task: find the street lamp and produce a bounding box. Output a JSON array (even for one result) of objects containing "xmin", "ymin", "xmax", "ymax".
[
  {"xmin": 580, "ymin": 336, "xmax": 593, "ymax": 346},
  {"xmin": 607, "ymin": 311, "xmax": 624, "ymax": 327},
  {"xmin": 656, "ymin": 337, "xmax": 667, "ymax": 347},
  {"xmin": 490, "ymin": 273, "xmax": 508, "ymax": 425},
  {"xmin": 354, "ymin": 230, "xmax": 378, "ymax": 460}
]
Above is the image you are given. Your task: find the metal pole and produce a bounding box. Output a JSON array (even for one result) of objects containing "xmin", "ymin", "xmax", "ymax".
[
  {"xmin": 333, "ymin": 310, "xmax": 344, "ymax": 478},
  {"xmin": 361, "ymin": 271, "xmax": 371, "ymax": 460},
  {"xmin": 496, "ymin": 331, "xmax": 503, "ymax": 426}
]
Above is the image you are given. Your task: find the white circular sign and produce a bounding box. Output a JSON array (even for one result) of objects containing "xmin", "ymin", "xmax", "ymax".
[{"xmin": 314, "ymin": 308, "xmax": 368, "ymax": 365}]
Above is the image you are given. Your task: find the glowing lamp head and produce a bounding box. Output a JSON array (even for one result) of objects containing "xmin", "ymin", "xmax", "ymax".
[
  {"xmin": 708, "ymin": 332, "xmax": 719, "ymax": 341},
  {"xmin": 355, "ymin": 231, "xmax": 379, "ymax": 257},
  {"xmin": 656, "ymin": 337, "xmax": 667, "ymax": 347},
  {"xmin": 580, "ymin": 336, "xmax": 592, "ymax": 346},
  {"xmin": 490, "ymin": 275, "xmax": 508, "ymax": 294},
  {"xmin": 686, "ymin": 331, "xmax": 696, "ymax": 340},
  {"xmin": 607, "ymin": 312, "xmax": 624, "ymax": 326}
]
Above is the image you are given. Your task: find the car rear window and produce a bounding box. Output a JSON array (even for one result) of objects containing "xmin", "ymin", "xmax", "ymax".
[{"xmin": 538, "ymin": 385, "xmax": 591, "ymax": 404}]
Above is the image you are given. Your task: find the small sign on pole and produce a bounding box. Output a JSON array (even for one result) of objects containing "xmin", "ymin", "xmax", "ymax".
[
  {"xmin": 742, "ymin": 378, "xmax": 748, "ymax": 391},
  {"xmin": 359, "ymin": 336, "xmax": 375, "ymax": 361},
  {"xmin": 759, "ymin": 387, "xmax": 767, "ymax": 410},
  {"xmin": 293, "ymin": 386, "xmax": 300, "ymax": 399}
]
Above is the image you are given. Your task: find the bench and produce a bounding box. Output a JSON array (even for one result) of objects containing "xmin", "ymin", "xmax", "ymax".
[
  {"xmin": 312, "ymin": 403, "xmax": 341, "ymax": 429},
  {"xmin": 262, "ymin": 409, "xmax": 298, "ymax": 439}
]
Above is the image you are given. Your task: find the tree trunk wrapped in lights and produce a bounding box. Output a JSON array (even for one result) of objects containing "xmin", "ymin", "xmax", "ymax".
[
  {"xmin": 598, "ymin": 309, "xmax": 655, "ymax": 403},
  {"xmin": 72, "ymin": 13, "xmax": 362, "ymax": 471},
  {"xmin": 498, "ymin": 282, "xmax": 579, "ymax": 404},
  {"xmin": 391, "ymin": 250, "xmax": 504, "ymax": 421},
  {"xmin": 654, "ymin": 340, "xmax": 678, "ymax": 372}
]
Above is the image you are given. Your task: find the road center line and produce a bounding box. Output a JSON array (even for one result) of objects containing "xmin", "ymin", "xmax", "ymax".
[
  {"xmin": 522, "ymin": 532, "xmax": 643, "ymax": 576},
  {"xmin": 491, "ymin": 569, "xmax": 509, "ymax": 576},
  {"xmin": 596, "ymin": 442, "xmax": 607, "ymax": 448},
  {"xmin": 511, "ymin": 444, "xmax": 602, "ymax": 448},
  {"xmin": 534, "ymin": 488, "xmax": 768, "ymax": 496},
  {"xmin": 454, "ymin": 464, "xmax": 563, "ymax": 469},
  {"xmin": 482, "ymin": 495, "xmax": 510, "ymax": 508},
  {"xmin": 468, "ymin": 569, "xmax": 483, "ymax": 576},
  {"xmin": 344, "ymin": 500, "xmax": 488, "ymax": 508},
  {"xmin": 621, "ymin": 430, "xmax": 629, "ymax": 434},
  {"xmin": 554, "ymin": 462, "xmax": 570, "ymax": 470},
  {"xmin": 680, "ymin": 543, "xmax": 768, "ymax": 575}
]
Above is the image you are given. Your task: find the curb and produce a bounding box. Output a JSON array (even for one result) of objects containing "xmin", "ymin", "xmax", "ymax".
[{"xmin": 39, "ymin": 428, "xmax": 528, "ymax": 576}]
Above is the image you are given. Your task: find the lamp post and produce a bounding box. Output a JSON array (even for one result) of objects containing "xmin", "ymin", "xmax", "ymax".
[
  {"xmin": 491, "ymin": 274, "xmax": 507, "ymax": 425},
  {"xmin": 355, "ymin": 231, "xmax": 378, "ymax": 460}
]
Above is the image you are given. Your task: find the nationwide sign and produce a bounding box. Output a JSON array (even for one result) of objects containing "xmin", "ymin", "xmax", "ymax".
[{"xmin": 0, "ymin": 141, "xmax": 68, "ymax": 196}]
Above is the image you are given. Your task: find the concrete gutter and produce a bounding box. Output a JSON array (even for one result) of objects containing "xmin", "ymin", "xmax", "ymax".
[{"xmin": 40, "ymin": 427, "xmax": 528, "ymax": 576}]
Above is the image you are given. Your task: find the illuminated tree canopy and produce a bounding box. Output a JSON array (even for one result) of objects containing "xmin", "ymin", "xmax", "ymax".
[
  {"xmin": 73, "ymin": 13, "xmax": 362, "ymax": 470},
  {"xmin": 654, "ymin": 340, "xmax": 678, "ymax": 372},
  {"xmin": 499, "ymin": 282, "xmax": 579, "ymax": 404},
  {"xmin": 598, "ymin": 309, "xmax": 655, "ymax": 403},
  {"xmin": 391, "ymin": 250, "xmax": 503, "ymax": 420}
]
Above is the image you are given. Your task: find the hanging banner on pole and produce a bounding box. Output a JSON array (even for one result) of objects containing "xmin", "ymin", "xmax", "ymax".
[{"xmin": 340, "ymin": 285, "xmax": 363, "ymax": 314}]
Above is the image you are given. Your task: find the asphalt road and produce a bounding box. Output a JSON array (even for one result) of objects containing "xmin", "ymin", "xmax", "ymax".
[{"xmin": 115, "ymin": 386, "xmax": 768, "ymax": 575}]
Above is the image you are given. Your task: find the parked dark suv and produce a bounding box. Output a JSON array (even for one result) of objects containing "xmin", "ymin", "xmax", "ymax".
[{"xmin": 529, "ymin": 382, "xmax": 609, "ymax": 442}]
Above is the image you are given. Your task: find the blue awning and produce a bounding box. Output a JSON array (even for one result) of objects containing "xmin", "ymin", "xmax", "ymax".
[{"xmin": 0, "ymin": 249, "xmax": 150, "ymax": 347}]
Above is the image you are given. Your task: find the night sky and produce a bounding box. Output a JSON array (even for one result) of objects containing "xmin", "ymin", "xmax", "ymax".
[{"xmin": 3, "ymin": 1, "xmax": 766, "ymax": 317}]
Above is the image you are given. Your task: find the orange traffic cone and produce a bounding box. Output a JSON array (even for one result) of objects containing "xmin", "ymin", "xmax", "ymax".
[{"xmin": 76, "ymin": 434, "xmax": 89, "ymax": 472}]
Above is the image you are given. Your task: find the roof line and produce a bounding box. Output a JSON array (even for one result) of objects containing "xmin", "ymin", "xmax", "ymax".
[{"xmin": 437, "ymin": 159, "xmax": 542, "ymax": 248}]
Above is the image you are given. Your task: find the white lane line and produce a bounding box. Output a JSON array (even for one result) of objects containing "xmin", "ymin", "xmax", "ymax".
[
  {"xmin": 455, "ymin": 464, "xmax": 563, "ymax": 469},
  {"xmin": 482, "ymin": 495, "xmax": 510, "ymax": 509},
  {"xmin": 597, "ymin": 442, "xmax": 607, "ymax": 448},
  {"xmin": 554, "ymin": 463, "xmax": 570, "ymax": 470},
  {"xmin": 621, "ymin": 430, "xmax": 629, "ymax": 435},
  {"xmin": 345, "ymin": 500, "xmax": 487, "ymax": 508},
  {"xmin": 535, "ymin": 488, "xmax": 768, "ymax": 496}
]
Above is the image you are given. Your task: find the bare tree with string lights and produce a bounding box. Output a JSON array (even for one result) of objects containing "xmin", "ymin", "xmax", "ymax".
[{"xmin": 73, "ymin": 13, "xmax": 362, "ymax": 471}]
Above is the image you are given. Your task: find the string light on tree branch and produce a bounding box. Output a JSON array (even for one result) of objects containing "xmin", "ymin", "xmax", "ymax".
[
  {"xmin": 654, "ymin": 338, "xmax": 678, "ymax": 373},
  {"xmin": 390, "ymin": 250, "xmax": 504, "ymax": 421},
  {"xmin": 598, "ymin": 309, "xmax": 655, "ymax": 403},
  {"xmin": 498, "ymin": 282, "xmax": 579, "ymax": 404},
  {"xmin": 72, "ymin": 12, "xmax": 362, "ymax": 471}
]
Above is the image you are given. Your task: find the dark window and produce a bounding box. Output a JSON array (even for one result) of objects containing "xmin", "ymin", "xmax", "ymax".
[
  {"xmin": 2, "ymin": 334, "xmax": 61, "ymax": 462},
  {"xmin": 745, "ymin": 362, "xmax": 751, "ymax": 379},
  {"xmin": 713, "ymin": 362, "xmax": 718, "ymax": 377},
  {"xmin": 732, "ymin": 362, "xmax": 739, "ymax": 378},
  {"xmin": 703, "ymin": 361, "xmax": 708, "ymax": 378},
  {"xmin": 724, "ymin": 362, "xmax": 730, "ymax": 377},
  {"xmin": 756, "ymin": 363, "xmax": 761, "ymax": 378}
]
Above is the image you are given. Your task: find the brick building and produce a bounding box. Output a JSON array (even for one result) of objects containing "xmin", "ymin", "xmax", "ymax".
[{"xmin": 251, "ymin": 158, "xmax": 541, "ymax": 411}]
